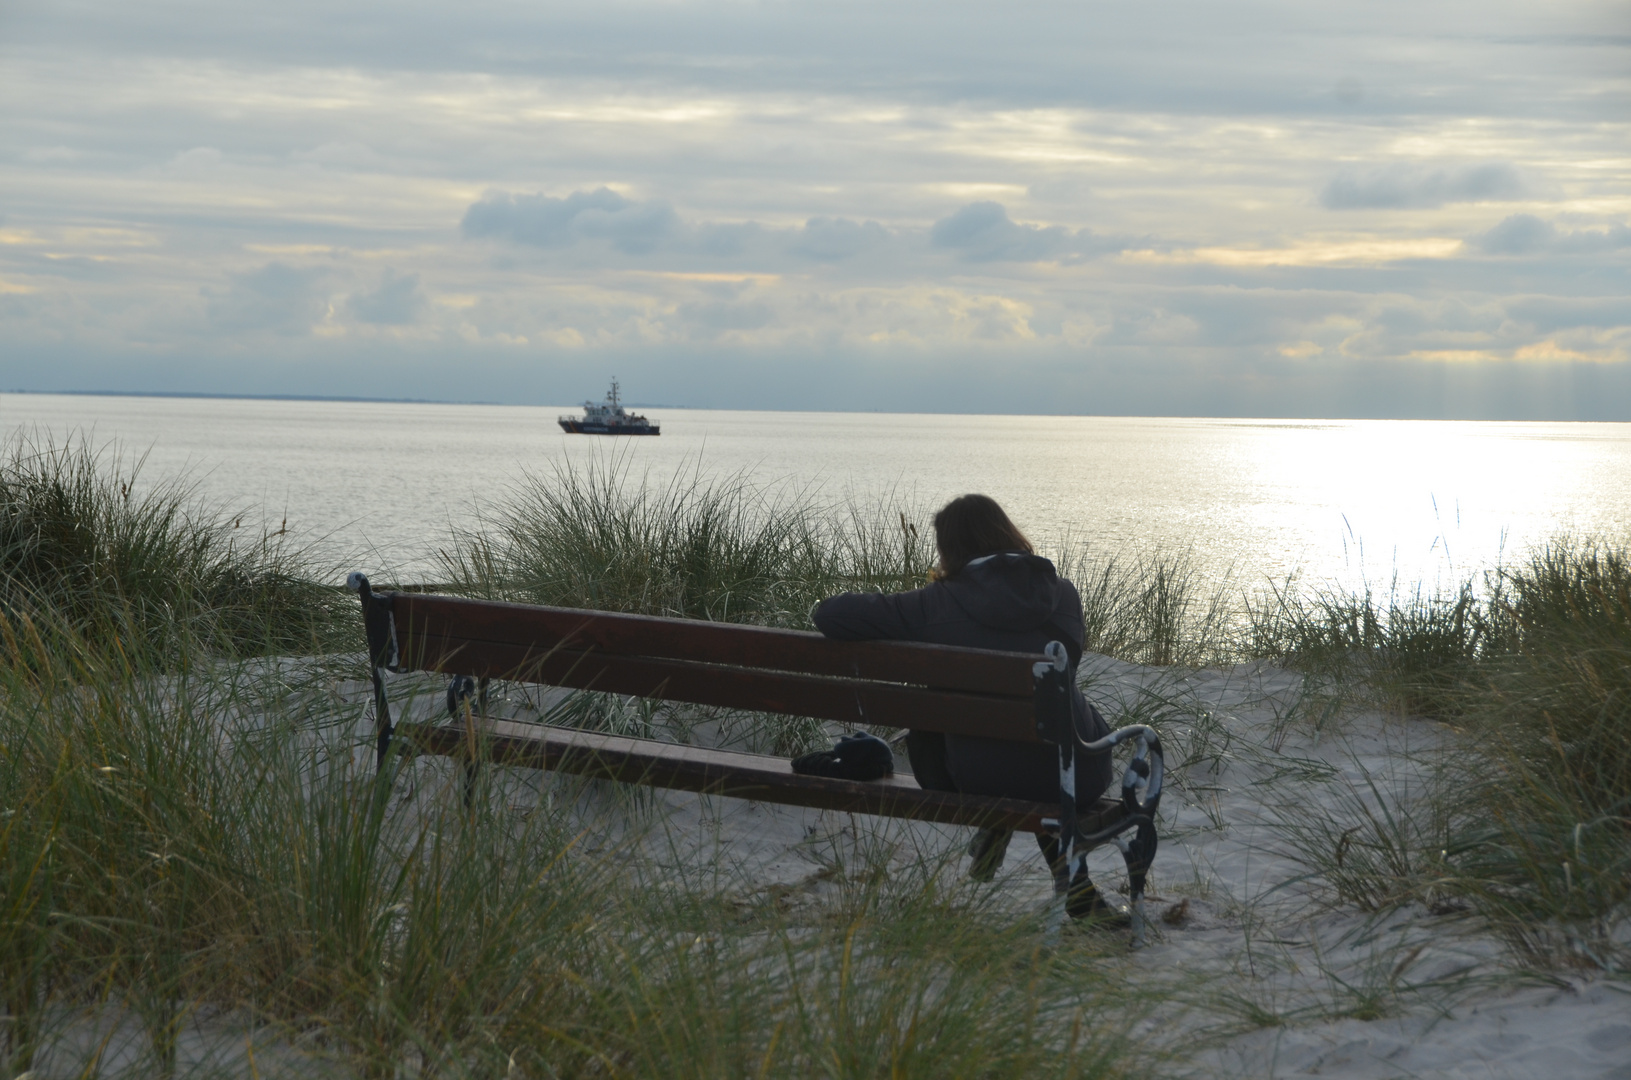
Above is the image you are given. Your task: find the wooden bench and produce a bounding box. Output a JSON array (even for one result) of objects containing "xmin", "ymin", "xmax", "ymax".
[{"xmin": 347, "ymin": 573, "xmax": 1164, "ymax": 943}]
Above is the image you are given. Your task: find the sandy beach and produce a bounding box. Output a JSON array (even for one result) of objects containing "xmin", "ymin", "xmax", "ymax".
[{"xmin": 11, "ymin": 647, "xmax": 1628, "ymax": 1079}]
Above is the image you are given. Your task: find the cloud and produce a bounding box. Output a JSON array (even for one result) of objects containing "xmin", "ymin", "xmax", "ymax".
[
  {"xmin": 1473, "ymin": 214, "xmax": 1631, "ymax": 256},
  {"xmin": 930, "ymin": 202, "xmax": 1077, "ymax": 262},
  {"xmin": 789, "ymin": 217, "xmax": 890, "ymax": 261},
  {"xmin": 203, "ymin": 263, "xmax": 327, "ymax": 335},
  {"xmin": 1126, "ymin": 238, "xmax": 1462, "ymax": 267},
  {"xmin": 460, "ymin": 195, "xmax": 897, "ymax": 264},
  {"xmin": 461, "ymin": 188, "xmax": 679, "ymax": 254},
  {"xmin": 346, "ymin": 270, "xmax": 422, "ymax": 325},
  {"xmin": 693, "ymin": 222, "xmax": 764, "ymax": 257},
  {"xmin": 929, "ymin": 203, "xmax": 1127, "ymax": 263},
  {"xmin": 1504, "ymin": 296, "xmax": 1631, "ymax": 332},
  {"xmin": 1320, "ymin": 164, "xmax": 1525, "ymax": 210}
]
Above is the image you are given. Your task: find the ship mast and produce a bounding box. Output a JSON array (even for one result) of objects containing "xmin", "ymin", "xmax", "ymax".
[{"xmin": 608, "ymin": 377, "xmax": 621, "ymax": 411}]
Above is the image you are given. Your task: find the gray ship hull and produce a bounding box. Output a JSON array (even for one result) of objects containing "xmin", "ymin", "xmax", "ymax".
[{"xmin": 558, "ymin": 419, "xmax": 660, "ymax": 435}]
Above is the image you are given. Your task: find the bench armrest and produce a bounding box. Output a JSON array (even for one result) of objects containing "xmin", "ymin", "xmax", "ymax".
[
  {"xmin": 1081, "ymin": 724, "xmax": 1164, "ymax": 820},
  {"xmin": 1031, "ymin": 641, "xmax": 1074, "ymax": 743},
  {"xmin": 347, "ymin": 573, "xmax": 400, "ymax": 672}
]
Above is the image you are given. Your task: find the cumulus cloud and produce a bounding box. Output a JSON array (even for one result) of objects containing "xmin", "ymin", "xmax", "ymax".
[
  {"xmin": 1320, "ymin": 164, "xmax": 1525, "ymax": 210},
  {"xmin": 461, "ymin": 187, "xmax": 679, "ymax": 254},
  {"xmin": 203, "ymin": 263, "xmax": 327, "ymax": 335},
  {"xmin": 930, "ymin": 202, "xmax": 1088, "ymax": 262},
  {"xmin": 1473, "ymin": 214, "xmax": 1631, "ymax": 256},
  {"xmin": 929, "ymin": 203, "xmax": 1128, "ymax": 263},
  {"xmin": 346, "ymin": 270, "xmax": 422, "ymax": 325}
]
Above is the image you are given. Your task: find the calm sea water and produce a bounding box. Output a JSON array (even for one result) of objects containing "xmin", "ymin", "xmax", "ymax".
[{"xmin": 4, "ymin": 392, "xmax": 1628, "ymax": 596}]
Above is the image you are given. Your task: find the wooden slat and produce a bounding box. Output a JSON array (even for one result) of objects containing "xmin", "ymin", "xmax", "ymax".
[
  {"xmin": 401, "ymin": 631, "xmax": 1041, "ymax": 742},
  {"xmin": 392, "ymin": 593, "xmax": 1039, "ymax": 697},
  {"xmin": 400, "ymin": 719, "xmax": 1126, "ymax": 835}
]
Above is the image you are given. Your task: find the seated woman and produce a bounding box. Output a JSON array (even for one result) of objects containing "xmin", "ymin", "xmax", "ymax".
[{"xmin": 813, "ymin": 494, "xmax": 1120, "ymax": 917}]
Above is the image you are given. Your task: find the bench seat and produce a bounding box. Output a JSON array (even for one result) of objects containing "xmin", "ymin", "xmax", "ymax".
[{"xmin": 399, "ymin": 718, "xmax": 1124, "ymax": 833}]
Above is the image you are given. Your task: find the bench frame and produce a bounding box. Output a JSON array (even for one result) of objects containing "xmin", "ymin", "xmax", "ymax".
[{"xmin": 348, "ymin": 573, "xmax": 1164, "ymax": 944}]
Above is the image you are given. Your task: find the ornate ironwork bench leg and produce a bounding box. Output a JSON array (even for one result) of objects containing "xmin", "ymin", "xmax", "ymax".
[{"xmin": 347, "ymin": 573, "xmax": 398, "ymax": 770}]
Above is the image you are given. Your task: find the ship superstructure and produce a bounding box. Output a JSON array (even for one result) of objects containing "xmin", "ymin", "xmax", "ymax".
[{"xmin": 558, "ymin": 378, "xmax": 660, "ymax": 435}]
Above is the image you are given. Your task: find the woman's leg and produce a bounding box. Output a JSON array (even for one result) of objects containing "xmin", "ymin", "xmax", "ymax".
[
  {"xmin": 905, "ymin": 730, "xmax": 957, "ymax": 791},
  {"xmin": 906, "ymin": 731, "xmax": 1012, "ymax": 880},
  {"xmin": 943, "ymin": 735, "xmax": 1058, "ymax": 800}
]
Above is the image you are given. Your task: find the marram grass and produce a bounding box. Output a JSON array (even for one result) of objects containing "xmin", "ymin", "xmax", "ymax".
[
  {"xmin": 439, "ymin": 453, "xmax": 936, "ymax": 626},
  {"xmin": 0, "ymin": 433, "xmax": 352, "ymax": 658}
]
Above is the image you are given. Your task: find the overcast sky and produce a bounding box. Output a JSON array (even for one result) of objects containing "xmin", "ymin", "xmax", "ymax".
[{"xmin": 2, "ymin": 0, "xmax": 1628, "ymax": 417}]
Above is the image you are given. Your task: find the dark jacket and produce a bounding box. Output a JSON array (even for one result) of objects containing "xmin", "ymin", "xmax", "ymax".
[{"xmin": 813, "ymin": 553, "xmax": 1111, "ymax": 803}]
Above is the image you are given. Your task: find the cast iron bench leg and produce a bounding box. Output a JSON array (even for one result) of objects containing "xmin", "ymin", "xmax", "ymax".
[
  {"xmin": 347, "ymin": 573, "xmax": 399, "ymax": 771},
  {"xmin": 1040, "ymin": 822, "xmax": 1069, "ymax": 948},
  {"xmin": 447, "ymin": 675, "xmax": 489, "ymax": 808},
  {"xmin": 464, "ymin": 677, "xmax": 490, "ymax": 808}
]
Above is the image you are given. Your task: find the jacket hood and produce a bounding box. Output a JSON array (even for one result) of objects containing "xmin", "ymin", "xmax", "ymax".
[{"xmin": 942, "ymin": 552, "xmax": 1081, "ymax": 636}]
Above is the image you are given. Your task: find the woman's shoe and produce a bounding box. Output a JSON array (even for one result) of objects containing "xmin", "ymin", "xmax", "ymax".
[
  {"xmin": 1067, "ymin": 879, "xmax": 1133, "ymax": 928},
  {"xmin": 966, "ymin": 827, "xmax": 1014, "ymax": 881}
]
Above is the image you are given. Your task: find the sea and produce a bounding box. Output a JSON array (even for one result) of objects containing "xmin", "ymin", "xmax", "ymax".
[{"xmin": 4, "ymin": 392, "xmax": 1628, "ymax": 598}]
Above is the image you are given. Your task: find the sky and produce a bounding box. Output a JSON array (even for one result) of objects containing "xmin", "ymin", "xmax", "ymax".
[{"xmin": 2, "ymin": 0, "xmax": 1628, "ymax": 418}]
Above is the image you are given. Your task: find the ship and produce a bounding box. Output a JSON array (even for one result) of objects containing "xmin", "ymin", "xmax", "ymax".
[{"xmin": 558, "ymin": 378, "xmax": 661, "ymax": 435}]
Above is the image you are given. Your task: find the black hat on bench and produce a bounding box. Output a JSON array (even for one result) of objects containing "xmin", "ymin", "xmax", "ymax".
[{"xmin": 791, "ymin": 732, "xmax": 895, "ymax": 782}]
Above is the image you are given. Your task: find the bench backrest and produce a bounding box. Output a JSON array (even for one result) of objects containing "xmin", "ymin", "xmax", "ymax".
[{"xmin": 375, "ymin": 592, "xmax": 1048, "ymax": 743}]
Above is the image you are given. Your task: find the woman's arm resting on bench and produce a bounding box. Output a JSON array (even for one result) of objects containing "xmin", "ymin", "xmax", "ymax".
[{"xmin": 813, "ymin": 589, "xmax": 929, "ymax": 640}]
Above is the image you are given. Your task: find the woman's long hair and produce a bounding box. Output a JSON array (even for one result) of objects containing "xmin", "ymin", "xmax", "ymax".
[{"xmin": 931, "ymin": 494, "xmax": 1033, "ymax": 580}]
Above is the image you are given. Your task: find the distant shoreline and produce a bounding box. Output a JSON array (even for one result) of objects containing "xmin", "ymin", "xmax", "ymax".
[
  {"xmin": 0, "ymin": 389, "xmax": 704, "ymax": 409},
  {"xmin": 3, "ymin": 388, "xmax": 505, "ymax": 407}
]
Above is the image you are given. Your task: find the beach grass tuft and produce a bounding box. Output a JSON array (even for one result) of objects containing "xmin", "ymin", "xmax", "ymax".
[
  {"xmin": 439, "ymin": 452, "xmax": 936, "ymax": 627},
  {"xmin": 1057, "ymin": 545, "xmax": 1232, "ymax": 668},
  {"xmin": 1242, "ymin": 576, "xmax": 1486, "ymax": 720},
  {"xmin": 1249, "ymin": 536, "xmax": 1631, "ymax": 968},
  {"xmin": 1446, "ymin": 537, "xmax": 1631, "ymax": 963},
  {"xmin": 0, "ymin": 434, "xmax": 351, "ymax": 658}
]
